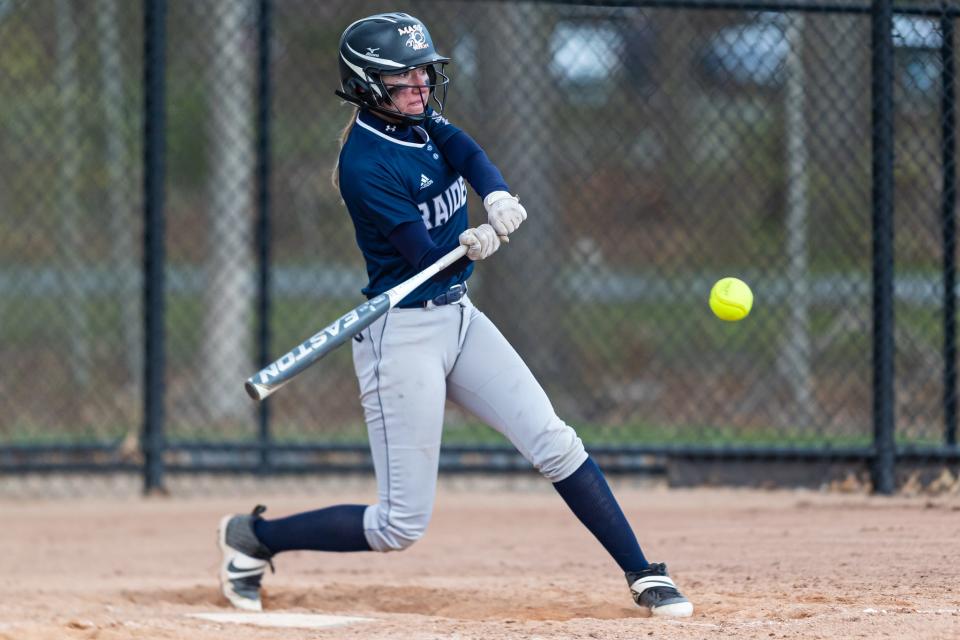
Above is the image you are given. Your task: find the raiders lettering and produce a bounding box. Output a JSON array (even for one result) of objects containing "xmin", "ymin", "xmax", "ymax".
[{"xmin": 417, "ymin": 177, "xmax": 467, "ymax": 230}]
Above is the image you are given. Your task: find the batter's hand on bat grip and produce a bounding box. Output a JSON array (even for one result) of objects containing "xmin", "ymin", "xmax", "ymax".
[
  {"xmin": 459, "ymin": 224, "xmax": 500, "ymax": 261},
  {"xmin": 484, "ymin": 190, "xmax": 526, "ymax": 243}
]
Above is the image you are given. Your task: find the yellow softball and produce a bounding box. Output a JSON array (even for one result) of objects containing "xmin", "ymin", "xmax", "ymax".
[{"xmin": 709, "ymin": 277, "xmax": 753, "ymax": 322}]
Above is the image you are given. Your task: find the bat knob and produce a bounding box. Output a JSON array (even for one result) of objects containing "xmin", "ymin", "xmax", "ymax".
[{"xmin": 244, "ymin": 380, "xmax": 262, "ymax": 401}]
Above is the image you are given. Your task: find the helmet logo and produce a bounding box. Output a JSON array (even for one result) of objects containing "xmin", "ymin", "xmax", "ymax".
[
  {"xmin": 397, "ymin": 24, "xmax": 429, "ymax": 51},
  {"xmin": 365, "ymin": 47, "xmax": 380, "ymax": 57}
]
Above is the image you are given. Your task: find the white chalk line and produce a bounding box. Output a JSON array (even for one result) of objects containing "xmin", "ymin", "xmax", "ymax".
[{"xmin": 186, "ymin": 612, "xmax": 372, "ymax": 630}]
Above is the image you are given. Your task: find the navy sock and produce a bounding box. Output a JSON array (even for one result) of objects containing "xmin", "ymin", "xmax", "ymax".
[
  {"xmin": 553, "ymin": 457, "xmax": 649, "ymax": 573},
  {"xmin": 253, "ymin": 504, "xmax": 372, "ymax": 553}
]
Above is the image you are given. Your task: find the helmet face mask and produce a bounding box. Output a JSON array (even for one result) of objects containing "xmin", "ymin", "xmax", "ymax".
[
  {"xmin": 336, "ymin": 13, "xmax": 450, "ymax": 124},
  {"xmin": 377, "ymin": 64, "xmax": 449, "ymax": 120}
]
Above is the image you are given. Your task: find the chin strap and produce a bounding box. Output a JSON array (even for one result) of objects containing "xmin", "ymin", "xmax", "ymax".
[{"xmin": 334, "ymin": 89, "xmax": 363, "ymax": 106}]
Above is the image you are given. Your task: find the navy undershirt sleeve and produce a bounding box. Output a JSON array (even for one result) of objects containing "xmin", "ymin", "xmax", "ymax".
[
  {"xmin": 436, "ymin": 130, "xmax": 509, "ymax": 198},
  {"xmin": 388, "ymin": 220, "xmax": 471, "ymax": 280},
  {"xmin": 423, "ymin": 111, "xmax": 509, "ymax": 198}
]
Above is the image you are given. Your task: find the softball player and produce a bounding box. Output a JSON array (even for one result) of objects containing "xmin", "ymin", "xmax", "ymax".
[{"xmin": 218, "ymin": 12, "xmax": 692, "ymax": 619}]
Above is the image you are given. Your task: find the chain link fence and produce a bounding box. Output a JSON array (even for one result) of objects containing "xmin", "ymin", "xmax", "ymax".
[{"xmin": 2, "ymin": 0, "xmax": 959, "ymax": 491}]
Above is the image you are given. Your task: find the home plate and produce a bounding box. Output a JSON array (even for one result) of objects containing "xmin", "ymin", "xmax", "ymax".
[{"xmin": 187, "ymin": 612, "xmax": 371, "ymax": 630}]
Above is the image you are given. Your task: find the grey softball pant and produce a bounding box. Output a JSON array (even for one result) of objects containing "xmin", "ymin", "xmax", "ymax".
[{"xmin": 351, "ymin": 295, "xmax": 588, "ymax": 552}]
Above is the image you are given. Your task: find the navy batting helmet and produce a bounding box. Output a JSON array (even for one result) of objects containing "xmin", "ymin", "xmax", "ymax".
[{"xmin": 335, "ymin": 12, "xmax": 450, "ymax": 124}]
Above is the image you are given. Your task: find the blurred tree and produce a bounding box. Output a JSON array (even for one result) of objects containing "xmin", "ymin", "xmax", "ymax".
[
  {"xmin": 56, "ymin": 0, "xmax": 90, "ymax": 388},
  {"xmin": 200, "ymin": 0, "xmax": 255, "ymax": 421},
  {"xmin": 96, "ymin": 0, "xmax": 141, "ymax": 404},
  {"xmin": 475, "ymin": 2, "xmax": 561, "ymax": 381}
]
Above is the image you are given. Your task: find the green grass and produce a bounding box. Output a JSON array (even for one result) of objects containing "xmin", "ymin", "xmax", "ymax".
[
  {"xmin": 1, "ymin": 278, "xmax": 953, "ymax": 452},
  {"xmin": 0, "ymin": 270, "xmax": 951, "ymax": 361},
  {"xmin": 171, "ymin": 418, "xmax": 880, "ymax": 449},
  {"xmin": 1, "ymin": 421, "xmax": 132, "ymax": 445},
  {"xmin": 557, "ymin": 298, "xmax": 877, "ymax": 376},
  {"xmin": 5, "ymin": 413, "xmax": 947, "ymax": 451}
]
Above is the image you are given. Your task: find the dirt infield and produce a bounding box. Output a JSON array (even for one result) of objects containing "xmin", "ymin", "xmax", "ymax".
[{"xmin": 2, "ymin": 479, "xmax": 959, "ymax": 640}]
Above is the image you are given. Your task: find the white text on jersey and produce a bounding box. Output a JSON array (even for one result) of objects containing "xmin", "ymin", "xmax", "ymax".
[{"xmin": 418, "ymin": 177, "xmax": 467, "ymax": 229}]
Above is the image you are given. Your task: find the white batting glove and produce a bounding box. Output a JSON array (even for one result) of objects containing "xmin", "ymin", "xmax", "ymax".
[
  {"xmin": 459, "ymin": 224, "xmax": 501, "ymax": 261},
  {"xmin": 484, "ymin": 191, "xmax": 527, "ymax": 239}
]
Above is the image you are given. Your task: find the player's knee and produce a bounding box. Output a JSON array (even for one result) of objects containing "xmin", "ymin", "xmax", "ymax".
[
  {"xmin": 366, "ymin": 507, "xmax": 432, "ymax": 552},
  {"xmin": 380, "ymin": 529, "xmax": 422, "ymax": 552},
  {"xmin": 530, "ymin": 418, "xmax": 587, "ymax": 482},
  {"xmin": 378, "ymin": 519, "xmax": 428, "ymax": 552}
]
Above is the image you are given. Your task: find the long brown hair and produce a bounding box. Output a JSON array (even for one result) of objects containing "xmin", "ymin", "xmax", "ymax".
[{"xmin": 331, "ymin": 107, "xmax": 359, "ymax": 190}]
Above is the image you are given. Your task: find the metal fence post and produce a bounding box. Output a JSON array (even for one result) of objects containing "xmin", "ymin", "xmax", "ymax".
[
  {"xmin": 256, "ymin": 0, "xmax": 274, "ymax": 473},
  {"xmin": 942, "ymin": 12, "xmax": 957, "ymax": 448},
  {"xmin": 871, "ymin": 0, "xmax": 896, "ymax": 495},
  {"xmin": 143, "ymin": 0, "xmax": 167, "ymax": 494}
]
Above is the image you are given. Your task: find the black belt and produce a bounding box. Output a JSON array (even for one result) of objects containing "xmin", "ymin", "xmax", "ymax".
[{"xmin": 397, "ymin": 283, "xmax": 467, "ymax": 309}]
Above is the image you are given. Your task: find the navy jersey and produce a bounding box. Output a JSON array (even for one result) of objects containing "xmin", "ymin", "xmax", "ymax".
[{"xmin": 338, "ymin": 109, "xmax": 472, "ymax": 302}]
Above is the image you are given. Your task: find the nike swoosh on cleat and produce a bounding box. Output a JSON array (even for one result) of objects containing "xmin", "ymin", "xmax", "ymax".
[{"xmin": 226, "ymin": 560, "xmax": 266, "ymax": 578}]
